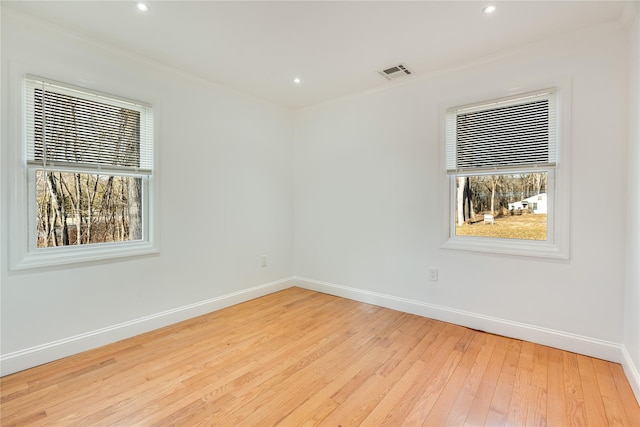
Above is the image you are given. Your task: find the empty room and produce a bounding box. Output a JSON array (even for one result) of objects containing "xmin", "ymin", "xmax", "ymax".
[{"xmin": 1, "ymin": 1, "xmax": 639, "ymax": 425}]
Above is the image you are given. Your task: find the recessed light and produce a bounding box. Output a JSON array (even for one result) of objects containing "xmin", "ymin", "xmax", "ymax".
[
  {"xmin": 293, "ymin": 77, "xmax": 302, "ymax": 85},
  {"xmin": 483, "ymin": 5, "xmax": 497, "ymax": 14},
  {"xmin": 136, "ymin": 2, "xmax": 149, "ymax": 12}
]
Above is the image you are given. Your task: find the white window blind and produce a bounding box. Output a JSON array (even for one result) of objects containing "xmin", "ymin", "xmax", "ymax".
[
  {"xmin": 25, "ymin": 76, "xmax": 153, "ymax": 174},
  {"xmin": 446, "ymin": 90, "xmax": 556, "ymax": 173}
]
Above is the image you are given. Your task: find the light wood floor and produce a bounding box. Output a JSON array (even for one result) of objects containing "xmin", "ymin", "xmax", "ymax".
[{"xmin": 1, "ymin": 287, "xmax": 639, "ymax": 426}]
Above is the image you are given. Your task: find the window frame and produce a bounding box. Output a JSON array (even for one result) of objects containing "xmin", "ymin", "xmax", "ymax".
[
  {"xmin": 10, "ymin": 73, "xmax": 159, "ymax": 270},
  {"xmin": 441, "ymin": 86, "xmax": 571, "ymax": 259}
]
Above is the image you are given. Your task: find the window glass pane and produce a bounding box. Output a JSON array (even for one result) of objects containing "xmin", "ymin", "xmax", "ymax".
[
  {"xmin": 454, "ymin": 172, "xmax": 547, "ymax": 241},
  {"xmin": 35, "ymin": 170, "xmax": 143, "ymax": 247}
]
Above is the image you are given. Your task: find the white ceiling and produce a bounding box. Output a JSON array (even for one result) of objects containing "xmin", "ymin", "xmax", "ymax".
[{"xmin": 3, "ymin": 1, "xmax": 630, "ymax": 109}]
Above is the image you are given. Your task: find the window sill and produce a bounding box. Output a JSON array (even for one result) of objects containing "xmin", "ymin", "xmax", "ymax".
[
  {"xmin": 12, "ymin": 241, "xmax": 159, "ymax": 270},
  {"xmin": 442, "ymin": 235, "xmax": 569, "ymax": 259}
]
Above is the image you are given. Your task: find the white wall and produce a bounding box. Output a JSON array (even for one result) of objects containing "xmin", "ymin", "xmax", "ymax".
[
  {"xmin": 294, "ymin": 21, "xmax": 630, "ymax": 353},
  {"xmin": 624, "ymin": 3, "xmax": 640, "ymax": 402},
  {"xmin": 0, "ymin": 9, "xmax": 294, "ymax": 371}
]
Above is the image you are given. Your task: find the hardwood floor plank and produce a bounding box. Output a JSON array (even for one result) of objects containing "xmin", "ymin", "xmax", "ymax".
[
  {"xmin": 317, "ymin": 372, "xmax": 388, "ymax": 426},
  {"xmin": 506, "ymin": 340, "xmax": 535, "ymax": 426},
  {"xmin": 228, "ymin": 336, "xmax": 386, "ymax": 426},
  {"xmin": 525, "ymin": 344, "xmax": 548, "ymax": 427},
  {"xmin": 463, "ymin": 335, "xmax": 510, "ymax": 426},
  {"xmin": 577, "ymin": 354, "xmax": 609, "ymax": 427},
  {"xmin": 610, "ymin": 362, "xmax": 640, "ymax": 423},
  {"xmin": 355, "ymin": 321, "xmax": 450, "ymax": 425},
  {"xmin": 443, "ymin": 333, "xmax": 497, "ymax": 426},
  {"xmin": 325, "ymin": 323, "xmax": 461, "ymax": 426},
  {"xmin": 374, "ymin": 317, "xmax": 440, "ymax": 377},
  {"xmin": 2, "ymin": 409, "xmax": 48, "ymax": 426},
  {"xmin": 293, "ymin": 398, "xmax": 340, "ymax": 427},
  {"xmin": 593, "ymin": 358, "xmax": 635, "ymax": 427},
  {"xmin": 546, "ymin": 347, "xmax": 568, "ymax": 426},
  {"xmin": 420, "ymin": 330, "xmax": 486, "ymax": 426},
  {"xmin": 0, "ymin": 385, "xmax": 58, "ymax": 426},
  {"xmin": 274, "ymin": 349, "xmax": 390, "ymax": 426},
  {"xmin": 379, "ymin": 325, "xmax": 470, "ymax": 426},
  {"xmin": 1, "ymin": 287, "xmax": 638, "ymax": 427},
  {"xmin": 563, "ymin": 351, "xmax": 587, "ymax": 426},
  {"xmin": 322, "ymin": 324, "xmax": 444, "ymax": 425},
  {"xmin": 483, "ymin": 339, "xmax": 521, "ymax": 426},
  {"xmin": 358, "ymin": 358, "xmax": 432, "ymax": 426}
]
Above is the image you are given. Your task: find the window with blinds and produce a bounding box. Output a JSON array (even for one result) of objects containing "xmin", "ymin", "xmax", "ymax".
[
  {"xmin": 443, "ymin": 88, "xmax": 567, "ymax": 256},
  {"xmin": 22, "ymin": 75, "xmax": 155, "ymax": 257}
]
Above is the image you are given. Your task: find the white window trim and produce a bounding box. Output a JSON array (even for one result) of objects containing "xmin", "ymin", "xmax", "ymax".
[
  {"xmin": 441, "ymin": 84, "xmax": 571, "ymax": 259},
  {"xmin": 8, "ymin": 67, "xmax": 159, "ymax": 270}
]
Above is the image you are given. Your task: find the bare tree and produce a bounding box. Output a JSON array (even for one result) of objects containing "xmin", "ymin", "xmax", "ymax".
[
  {"xmin": 128, "ymin": 178, "xmax": 142, "ymax": 240},
  {"xmin": 82, "ymin": 174, "xmax": 99, "ymax": 243},
  {"xmin": 456, "ymin": 176, "xmax": 476, "ymax": 225},
  {"xmin": 45, "ymin": 172, "xmax": 70, "ymax": 246},
  {"xmin": 487, "ymin": 175, "xmax": 501, "ymax": 214},
  {"xmin": 463, "ymin": 177, "xmax": 475, "ymax": 221},
  {"xmin": 457, "ymin": 177, "xmax": 466, "ymax": 226}
]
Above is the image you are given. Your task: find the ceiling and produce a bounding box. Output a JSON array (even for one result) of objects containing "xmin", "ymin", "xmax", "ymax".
[{"xmin": 3, "ymin": 1, "xmax": 631, "ymax": 109}]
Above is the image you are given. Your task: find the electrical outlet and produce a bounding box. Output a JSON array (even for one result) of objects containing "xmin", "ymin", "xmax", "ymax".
[
  {"xmin": 428, "ymin": 267, "xmax": 438, "ymax": 282},
  {"xmin": 261, "ymin": 255, "xmax": 267, "ymax": 267}
]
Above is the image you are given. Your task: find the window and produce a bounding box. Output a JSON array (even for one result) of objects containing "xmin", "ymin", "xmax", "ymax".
[
  {"xmin": 15, "ymin": 75, "xmax": 156, "ymax": 268},
  {"xmin": 443, "ymin": 88, "xmax": 569, "ymax": 258}
]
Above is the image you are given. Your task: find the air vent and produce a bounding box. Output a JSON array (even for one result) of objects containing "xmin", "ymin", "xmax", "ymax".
[{"xmin": 378, "ymin": 63, "xmax": 412, "ymax": 80}]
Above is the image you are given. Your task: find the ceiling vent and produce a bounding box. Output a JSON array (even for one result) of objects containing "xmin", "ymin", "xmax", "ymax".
[{"xmin": 378, "ymin": 64, "xmax": 412, "ymax": 80}]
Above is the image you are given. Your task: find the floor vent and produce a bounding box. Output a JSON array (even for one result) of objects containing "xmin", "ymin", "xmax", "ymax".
[{"xmin": 378, "ymin": 63, "xmax": 412, "ymax": 80}]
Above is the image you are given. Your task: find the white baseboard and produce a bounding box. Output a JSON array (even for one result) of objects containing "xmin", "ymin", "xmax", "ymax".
[
  {"xmin": 621, "ymin": 346, "xmax": 640, "ymax": 404},
  {"xmin": 0, "ymin": 277, "xmax": 295, "ymax": 376},
  {"xmin": 293, "ymin": 277, "xmax": 626, "ymax": 364}
]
